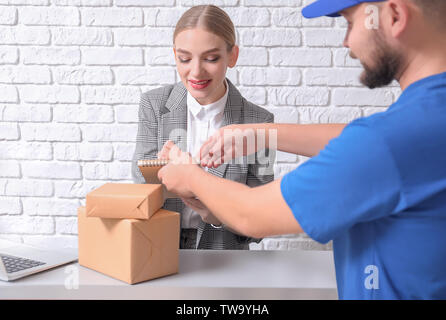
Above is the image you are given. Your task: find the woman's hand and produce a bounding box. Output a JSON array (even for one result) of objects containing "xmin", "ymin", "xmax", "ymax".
[
  {"xmin": 198, "ymin": 124, "xmax": 257, "ymax": 168},
  {"xmin": 157, "ymin": 140, "xmax": 180, "ymax": 161},
  {"xmin": 181, "ymin": 197, "xmax": 222, "ymax": 226},
  {"xmin": 157, "ymin": 141, "xmax": 201, "ymax": 199},
  {"xmin": 157, "ymin": 140, "xmax": 198, "ymax": 164}
]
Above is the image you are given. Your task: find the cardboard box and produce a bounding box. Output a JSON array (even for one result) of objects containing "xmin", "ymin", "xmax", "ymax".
[
  {"xmin": 86, "ymin": 183, "xmax": 164, "ymax": 219},
  {"xmin": 78, "ymin": 206, "xmax": 180, "ymax": 284}
]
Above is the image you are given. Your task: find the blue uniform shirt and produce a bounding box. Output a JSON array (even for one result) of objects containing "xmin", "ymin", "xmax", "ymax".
[{"xmin": 280, "ymin": 72, "xmax": 446, "ymax": 299}]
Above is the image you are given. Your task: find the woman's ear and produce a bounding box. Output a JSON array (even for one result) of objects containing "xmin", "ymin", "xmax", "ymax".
[{"xmin": 228, "ymin": 45, "xmax": 239, "ymax": 68}]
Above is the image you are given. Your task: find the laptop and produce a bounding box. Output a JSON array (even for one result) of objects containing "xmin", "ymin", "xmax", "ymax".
[{"xmin": 0, "ymin": 239, "xmax": 78, "ymax": 281}]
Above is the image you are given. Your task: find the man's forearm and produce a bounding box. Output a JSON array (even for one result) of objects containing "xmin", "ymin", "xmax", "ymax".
[
  {"xmin": 233, "ymin": 123, "xmax": 346, "ymax": 157},
  {"xmin": 185, "ymin": 165, "xmax": 303, "ymax": 238},
  {"xmin": 270, "ymin": 123, "xmax": 346, "ymax": 157}
]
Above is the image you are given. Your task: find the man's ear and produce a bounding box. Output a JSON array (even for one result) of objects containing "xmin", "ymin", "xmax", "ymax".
[
  {"xmin": 228, "ymin": 45, "xmax": 239, "ymax": 68},
  {"xmin": 173, "ymin": 47, "xmax": 177, "ymax": 60},
  {"xmin": 385, "ymin": 0, "xmax": 410, "ymax": 38}
]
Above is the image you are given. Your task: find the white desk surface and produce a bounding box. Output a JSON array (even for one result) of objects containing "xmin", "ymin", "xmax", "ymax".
[{"xmin": 0, "ymin": 249, "xmax": 337, "ymax": 300}]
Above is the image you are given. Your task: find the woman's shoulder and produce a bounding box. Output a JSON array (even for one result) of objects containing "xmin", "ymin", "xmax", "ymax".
[
  {"xmin": 139, "ymin": 82, "xmax": 187, "ymax": 115},
  {"xmin": 242, "ymin": 99, "xmax": 273, "ymax": 120},
  {"xmin": 227, "ymin": 79, "xmax": 273, "ymax": 122},
  {"xmin": 141, "ymin": 84, "xmax": 177, "ymax": 103},
  {"xmin": 237, "ymin": 95, "xmax": 274, "ymax": 123}
]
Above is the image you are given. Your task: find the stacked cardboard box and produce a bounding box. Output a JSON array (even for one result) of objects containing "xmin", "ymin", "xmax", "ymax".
[{"xmin": 77, "ymin": 183, "xmax": 180, "ymax": 284}]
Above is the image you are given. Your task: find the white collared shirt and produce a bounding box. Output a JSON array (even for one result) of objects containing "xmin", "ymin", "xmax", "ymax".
[{"xmin": 182, "ymin": 80, "xmax": 229, "ymax": 229}]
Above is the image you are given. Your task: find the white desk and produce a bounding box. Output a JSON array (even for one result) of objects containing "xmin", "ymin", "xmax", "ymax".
[{"xmin": 0, "ymin": 249, "xmax": 337, "ymax": 300}]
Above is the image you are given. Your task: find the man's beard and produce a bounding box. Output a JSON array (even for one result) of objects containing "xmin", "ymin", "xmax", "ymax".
[{"xmin": 356, "ymin": 32, "xmax": 402, "ymax": 89}]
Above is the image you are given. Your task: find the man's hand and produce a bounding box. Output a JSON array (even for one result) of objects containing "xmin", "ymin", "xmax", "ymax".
[
  {"xmin": 181, "ymin": 197, "xmax": 222, "ymax": 226},
  {"xmin": 198, "ymin": 124, "xmax": 257, "ymax": 168},
  {"xmin": 157, "ymin": 141, "xmax": 201, "ymax": 199}
]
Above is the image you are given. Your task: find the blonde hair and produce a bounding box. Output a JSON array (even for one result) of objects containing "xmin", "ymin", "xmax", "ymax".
[{"xmin": 173, "ymin": 5, "xmax": 236, "ymax": 51}]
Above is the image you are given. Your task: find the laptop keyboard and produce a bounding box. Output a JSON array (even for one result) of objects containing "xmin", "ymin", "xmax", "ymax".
[{"xmin": 1, "ymin": 254, "xmax": 46, "ymax": 274}]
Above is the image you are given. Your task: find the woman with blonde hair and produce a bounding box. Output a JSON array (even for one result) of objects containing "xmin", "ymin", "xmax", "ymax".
[{"xmin": 132, "ymin": 5, "xmax": 274, "ymax": 250}]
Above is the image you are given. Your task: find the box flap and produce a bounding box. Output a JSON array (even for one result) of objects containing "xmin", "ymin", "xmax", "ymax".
[
  {"xmin": 131, "ymin": 210, "xmax": 180, "ymax": 283},
  {"xmin": 130, "ymin": 223, "xmax": 153, "ymax": 282}
]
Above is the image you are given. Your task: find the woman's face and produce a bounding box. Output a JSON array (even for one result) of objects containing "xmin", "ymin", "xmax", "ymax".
[{"xmin": 174, "ymin": 27, "xmax": 239, "ymax": 105}]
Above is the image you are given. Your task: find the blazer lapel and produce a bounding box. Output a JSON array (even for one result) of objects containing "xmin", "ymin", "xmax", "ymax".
[
  {"xmin": 160, "ymin": 83, "xmax": 188, "ymax": 151},
  {"xmin": 206, "ymin": 79, "xmax": 244, "ymax": 179}
]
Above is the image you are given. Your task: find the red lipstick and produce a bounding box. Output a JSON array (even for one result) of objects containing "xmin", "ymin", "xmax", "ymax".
[{"xmin": 189, "ymin": 79, "xmax": 212, "ymax": 90}]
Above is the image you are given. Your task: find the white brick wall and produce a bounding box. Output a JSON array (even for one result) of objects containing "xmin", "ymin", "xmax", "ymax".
[{"xmin": 0, "ymin": 0, "xmax": 402, "ymax": 251}]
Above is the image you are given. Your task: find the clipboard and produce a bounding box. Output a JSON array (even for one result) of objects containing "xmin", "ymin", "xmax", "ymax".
[{"xmin": 137, "ymin": 159, "xmax": 177, "ymax": 199}]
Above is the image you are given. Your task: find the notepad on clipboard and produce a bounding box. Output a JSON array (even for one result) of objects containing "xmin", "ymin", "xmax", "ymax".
[{"xmin": 137, "ymin": 159, "xmax": 177, "ymax": 199}]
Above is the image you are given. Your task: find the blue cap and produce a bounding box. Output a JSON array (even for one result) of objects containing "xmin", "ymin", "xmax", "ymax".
[{"xmin": 302, "ymin": 0, "xmax": 386, "ymax": 18}]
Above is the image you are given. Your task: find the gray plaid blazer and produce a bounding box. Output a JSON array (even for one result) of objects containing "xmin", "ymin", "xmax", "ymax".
[{"xmin": 131, "ymin": 79, "xmax": 275, "ymax": 250}]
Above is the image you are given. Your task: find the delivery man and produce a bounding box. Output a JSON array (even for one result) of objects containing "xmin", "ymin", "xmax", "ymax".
[{"xmin": 158, "ymin": 0, "xmax": 446, "ymax": 299}]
